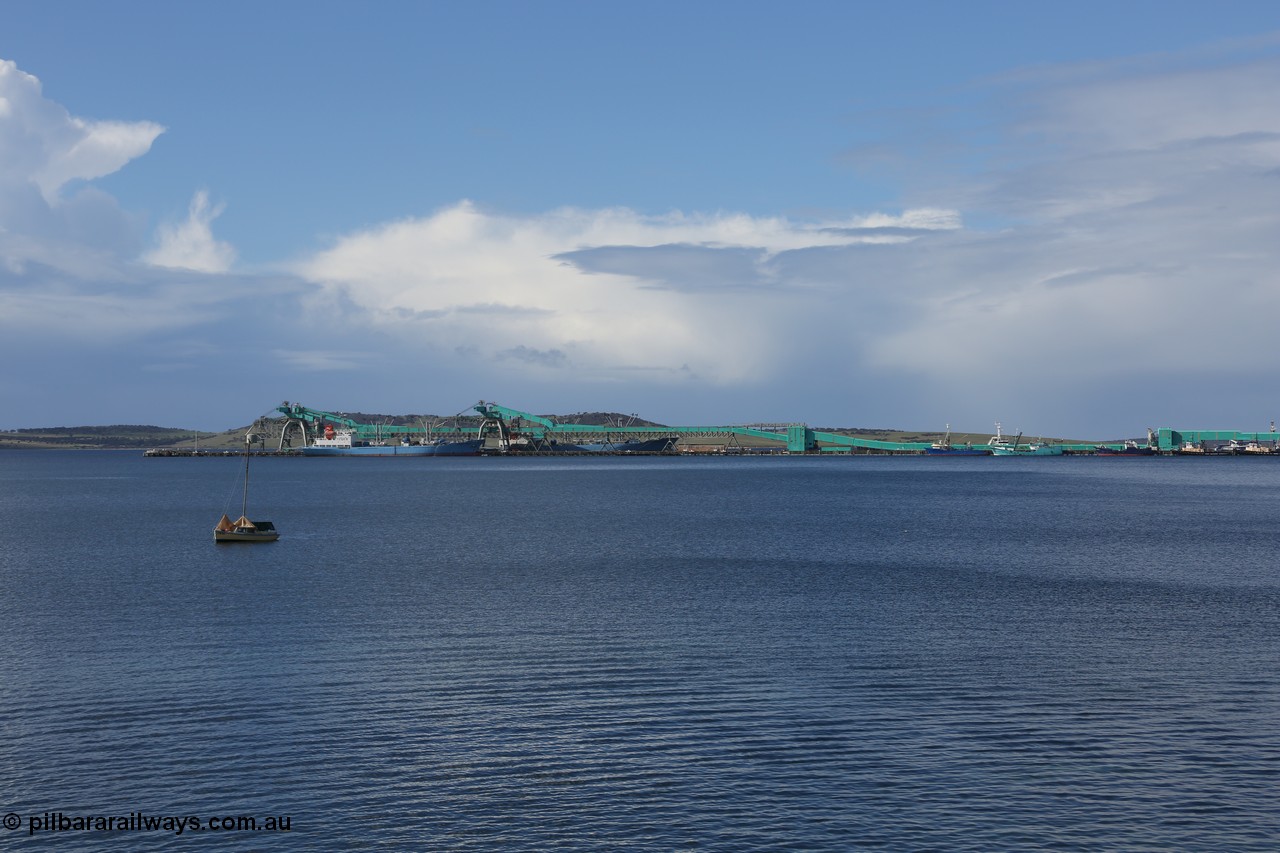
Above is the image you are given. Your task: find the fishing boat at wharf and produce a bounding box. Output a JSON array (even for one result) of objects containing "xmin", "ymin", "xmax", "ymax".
[
  {"xmin": 1094, "ymin": 440, "xmax": 1155, "ymax": 456},
  {"xmin": 988, "ymin": 423, "xmax": 1064, "ymax": 457},
  {"xmin": 925, "ymin": 424, "xmax": 989, "ymax": 456}
]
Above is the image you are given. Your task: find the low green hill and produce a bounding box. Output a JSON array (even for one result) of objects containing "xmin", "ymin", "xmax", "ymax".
[{"xmin": 0, "ymin": 425, "xmax": 204, "ymax": 449}]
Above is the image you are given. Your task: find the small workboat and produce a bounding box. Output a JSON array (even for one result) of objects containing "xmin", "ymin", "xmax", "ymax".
[
  {"xmin": 1094, "ymin": 439, "xmax": 1155, "ymax": 456},
  {"xmin": 926, "ymin": 424, "xmax": 990, "ymax": 455},
  {"xmin": 214, "ymin": 434, "xmax": 279, "ymax": 543},
  {"xmin": 988, "ymin": 423, "xmax": 1064, "ymax": 456}
]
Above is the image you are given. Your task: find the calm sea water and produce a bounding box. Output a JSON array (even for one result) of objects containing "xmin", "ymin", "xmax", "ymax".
[{"xmin": 1, "ymin": 450, "xmax": 1277, "ymax": 851}]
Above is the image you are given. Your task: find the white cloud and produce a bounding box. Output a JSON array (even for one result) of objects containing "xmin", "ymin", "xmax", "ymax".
[
  {"xmin": 0, "ymin": 60, "xmax": 252, "ymax": 343},
  {"xmin": 868, "ymin": 52, "xmax": 1280, "ymax": 389},
  {"xmin": 1013, "ymin": 59, "xmax": 1280, "ymax": 154},
  {"xmin": 0, "ymin": 60, "xmax": 163, "ymax": 204},
  {"xmin": 0, "ymin": 60, "xmax": 159, "ymax": 269},
  {"xmin": 272, "ymin": 349, "xmax": 374, "ymax": 371},
  {"xmin": 144, "ymin": 190, "xmax": 236, "ymax": 273},
  {"xmin": 294, "ymin": 202, "xmax": 957, "ymax": 385}
]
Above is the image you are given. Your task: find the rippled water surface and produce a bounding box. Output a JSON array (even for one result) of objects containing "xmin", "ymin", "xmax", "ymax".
[{"xmin": 1, "ymin": 451, "xmax": 1278, "ymax": 850}]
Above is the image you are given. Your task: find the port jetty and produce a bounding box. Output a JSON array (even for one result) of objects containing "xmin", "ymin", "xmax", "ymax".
[{"xmin": 130, "ymin": 402, "xmax": 1280, "ymax": 458}]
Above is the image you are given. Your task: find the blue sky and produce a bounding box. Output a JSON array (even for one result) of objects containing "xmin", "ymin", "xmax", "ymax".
[{"xmin": 3, "ymin": 2, "xmax": 1280, "ymax": 437}]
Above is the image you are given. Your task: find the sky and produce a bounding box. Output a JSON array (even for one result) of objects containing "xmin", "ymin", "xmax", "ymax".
[{"xmin": 3, "ymin": 2, "xmax": 1280, "ymax": 438}]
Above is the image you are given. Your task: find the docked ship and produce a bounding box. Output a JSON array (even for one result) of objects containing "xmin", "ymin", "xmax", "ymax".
[
  {"xmin": 302, "ymin": 427, "xmax": 482, "ymax": 457},
  {"xmin": 988, "ymin": 423, "xmax": 1064, "ymax": 457},
  {"xmin": 1094, "ymin": 440, "xmax": 1155, "ymax": 456},
  {"xmin": 924, "ymin": 425, "xmax": 989, "ymax": 456},
  {"xmin": 563, "ymin": 438, "xmax": 678, "ymax": 453},
  {"xmin": 1214, "ymin": 439, "xmax": 1277, "ymax": 455}
]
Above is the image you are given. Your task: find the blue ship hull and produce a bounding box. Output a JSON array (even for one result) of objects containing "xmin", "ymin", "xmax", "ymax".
[{"xmin": 302, "ymin": 440, "xmax": 483, "ymax": 457}]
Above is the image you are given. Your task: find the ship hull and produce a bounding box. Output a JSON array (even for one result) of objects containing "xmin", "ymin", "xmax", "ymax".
[
  {"xmin": 1095, "ymin": 448, "xmax": 1155, "ymax": 456},
  {"xmin": 562, "ymin": 438, "xmax": 676, "ymax": 453},
  {"xmin": 302, "ymin": 440, "xmax": 483, "ymax": 457}
]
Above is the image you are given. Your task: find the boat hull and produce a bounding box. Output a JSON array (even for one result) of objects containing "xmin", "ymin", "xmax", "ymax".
[
  {"xmin": 1095, "ymin": 448, "xmax": 1155, "ymax": 456},
  {"xmin": 301, "ymin": 440, "xmax": 483, "ymax": 457},
  {"xmin": 215, "ymin": 529, "xmax": 280, "ymax": 543},
  {"xmin": 214, "ymin": 518, "xmax": 278, "ymax": 542},
  {"xmin": 925, "ymin": 448, "xmax": 990, "ymax": 456}
]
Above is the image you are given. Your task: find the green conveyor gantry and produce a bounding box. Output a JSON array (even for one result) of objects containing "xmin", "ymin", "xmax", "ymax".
[
  {"xmin": 275, "ymin": 402, "xmax": 1189, "ymax": 453},
  {"xmin": 274, "ymin": 401, "xmax": 942, "ymax": 453}
]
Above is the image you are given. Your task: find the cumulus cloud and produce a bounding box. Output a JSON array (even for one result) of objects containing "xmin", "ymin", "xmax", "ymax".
[
  {"xmin": 0, "ymin": 61, "xmax": 157, "ymax": 272},
  {"xmin": 294, "ymin": 202, "xmax": 957, "ymax": 385},
  {"xmin": 0, "ymin": 60, "xmax": 164, "ymax": 204},
  {"xmin": 0, "ymin": 59, "xmax": 263, "ymax": 348},
  {"xmin": 144, "ymin": 190, "xmax": 236, "ymax": 272}
]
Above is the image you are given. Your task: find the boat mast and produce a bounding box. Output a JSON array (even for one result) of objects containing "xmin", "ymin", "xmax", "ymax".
[{"xmin": 241, "ymin": 433, "xmax": 252, "ymax": 518}]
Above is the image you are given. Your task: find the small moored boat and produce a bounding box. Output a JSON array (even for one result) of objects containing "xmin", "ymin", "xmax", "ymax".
[
  {"xmin": 214, "ymin": 515, "xmax": 279, "ymax": 542},
  {"xmin": 215, "ymin": 434, "xmax": 279, "ymax": 543}
]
